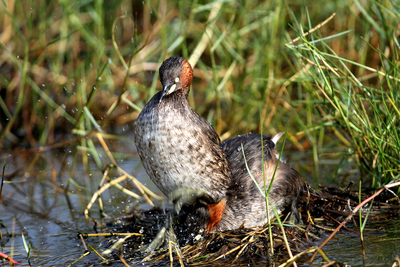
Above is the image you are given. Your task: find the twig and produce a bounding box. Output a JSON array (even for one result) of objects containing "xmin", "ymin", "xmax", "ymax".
[
  {"xmin": 0, "ymin": 160, "xmax": 6, "ymax": 203},
  {"xmin": 84, "ymin": 174, "xmax": 141, "ymax": 219},
  {"xmin": 392, "ymin": 256, "xmax": 400, "ymax": 267},
  {"xmin": 278, "ymin": 246, "xmax": 317, "ymax": 267},
  {"xmin": 119, "ymin": 247, "xmax": 130, "ymax": 267},
  {"xmin": 78, "ymin": 233, "xmax": 89, "ymax": 252},
  {"xmin": 385, "ymin": 187, "xmax": 400, "ymax": 204},
  {"xmin": 321, "ymin": 261, "xmax": 337, "ymax": 267},
  {"xmin": 290, "ymin": 13, "xmax": 336, "ymax": 43},
  {"xmin": 0, "ymin": 252, "xmax": 21, "ymax": 265}
]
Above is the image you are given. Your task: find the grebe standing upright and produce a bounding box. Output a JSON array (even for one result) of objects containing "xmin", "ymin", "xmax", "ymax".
[{"xmin": 134, "ymin": 56, "xmax": 303, "ymax": 238}]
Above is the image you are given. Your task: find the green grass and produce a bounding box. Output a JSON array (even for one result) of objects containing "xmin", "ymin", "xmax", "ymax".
[
  {"xmin": 0, "ymin": 0, "xmax": 399, "ymax": 189},
  {"xmin": 286, "ymin": 0, "xmax": 400, "ymax": 187}
]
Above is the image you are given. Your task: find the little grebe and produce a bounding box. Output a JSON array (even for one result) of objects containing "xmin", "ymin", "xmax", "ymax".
[{"xmin": 134, "ymin": 56, "xmax": 303, "ymax": 235}]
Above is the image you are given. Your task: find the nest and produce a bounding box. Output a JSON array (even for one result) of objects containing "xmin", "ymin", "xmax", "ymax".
[{"xmin": 84, "ymin": 183, "xmax": 399, "ymax": 266}]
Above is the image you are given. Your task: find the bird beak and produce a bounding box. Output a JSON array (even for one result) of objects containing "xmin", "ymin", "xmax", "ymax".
[{"xmin": 159, "ymin": 83, "xmax": 177, "ymax": 102}]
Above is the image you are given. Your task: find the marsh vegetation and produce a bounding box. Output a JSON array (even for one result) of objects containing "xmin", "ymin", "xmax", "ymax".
[{"xmin": 1, "ymin": 0, "xmax": 399, "ymax": 266}]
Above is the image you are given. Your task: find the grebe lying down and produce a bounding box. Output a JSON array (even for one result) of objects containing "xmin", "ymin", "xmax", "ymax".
[{"xmin": 134, "ymin": 57, "xmax": 303, "ymax": 250}]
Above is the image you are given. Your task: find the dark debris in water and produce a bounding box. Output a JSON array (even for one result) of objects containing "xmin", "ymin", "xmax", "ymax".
[{"xmin": 84, "ymin": 184, "xmax": 399, "ymax": 266}]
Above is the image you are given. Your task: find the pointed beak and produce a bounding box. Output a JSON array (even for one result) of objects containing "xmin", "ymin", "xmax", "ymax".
[{"xmin": 159, "ymin": 83, "xmax": 178, "ymax": 102}]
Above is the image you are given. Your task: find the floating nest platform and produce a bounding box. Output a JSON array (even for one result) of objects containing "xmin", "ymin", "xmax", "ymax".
[{"xmin": 85, "ymin": 183, "xmax": 399, "ymax": 266}]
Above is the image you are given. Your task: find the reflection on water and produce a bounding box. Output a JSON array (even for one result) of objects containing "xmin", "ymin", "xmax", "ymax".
[{"xmin": 0, "ymin": 132, "xmax": 398, "ymax": 266}]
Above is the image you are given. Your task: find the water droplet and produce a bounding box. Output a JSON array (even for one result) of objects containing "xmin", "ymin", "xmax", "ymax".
[{"xmin": 237, "ymin": 146, "xmax": 241, "ymax": 152}]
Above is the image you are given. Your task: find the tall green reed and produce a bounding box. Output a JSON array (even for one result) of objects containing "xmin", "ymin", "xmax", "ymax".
[
  {"xmin": 1, "ymin": 0, "xmax": 399, "ymax": 189},
  {"xmin": 286, "ymin": 0, "xmax": 400, "ymax": 187}
]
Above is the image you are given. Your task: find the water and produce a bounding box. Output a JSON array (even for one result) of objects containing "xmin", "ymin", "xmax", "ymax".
[
  {"xmin": 320, "ymin": 222, "xmax": 400, "ymax": 266},
  {"xmin": 0, "ymin": 132, "xmax": 399, "ymax": 266}
]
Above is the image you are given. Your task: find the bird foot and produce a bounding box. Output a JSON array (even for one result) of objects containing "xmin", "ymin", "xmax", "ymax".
[
  {"xmin": 287, "ymin": 197, "xmax": 303, "ymax": 225},
  {"xmin": 137, "ymin": 188, "xmax": 217, "ymax": 254},
  {"xmin": 136, "ymin": 214, "xmax": 179, "ymax": 254},
  {"xmin": 168, "ymin": 188, "xmax": 217, "ymax": 214}
]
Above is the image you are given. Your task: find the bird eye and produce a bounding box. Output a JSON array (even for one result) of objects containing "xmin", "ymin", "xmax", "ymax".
[{"xmin": 175, "ymin": 77, "xmax": 180, "ymax": 83}]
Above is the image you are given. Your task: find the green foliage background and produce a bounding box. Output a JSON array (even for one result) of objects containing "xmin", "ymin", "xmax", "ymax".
[{"xmin": 0, "ymin": 0, "xmax": 399, "ymax": 188}]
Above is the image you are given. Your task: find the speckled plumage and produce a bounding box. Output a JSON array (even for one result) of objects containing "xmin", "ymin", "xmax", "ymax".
[
  {"xmin": 134, "ymin": 57, "xmax": 231, "ymax": 203},
  {"xmin": 134, "ymin": 56, "xmax": 303, "ymax": 233},
  {"xmin": 217, "ymin": 133, "xmax": 303, "ymax": 230}
]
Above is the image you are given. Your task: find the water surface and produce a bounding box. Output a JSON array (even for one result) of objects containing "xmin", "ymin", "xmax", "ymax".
[{"xmin": 0, "ymin": 131, "xmax": 398, "ymax": 266}]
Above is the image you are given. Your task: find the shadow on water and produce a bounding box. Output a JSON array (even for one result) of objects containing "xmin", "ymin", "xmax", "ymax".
[{"xmin": 0, "ymin": 131, "xmax": 399, "ymax": 266}]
